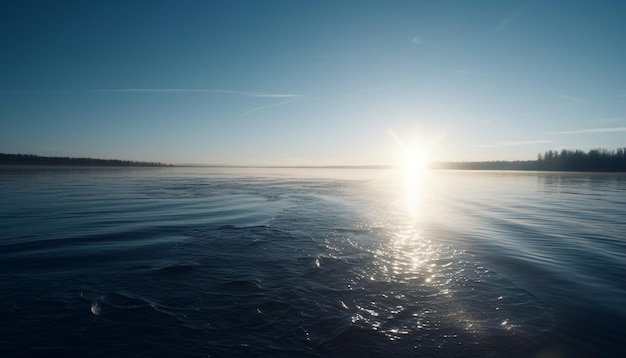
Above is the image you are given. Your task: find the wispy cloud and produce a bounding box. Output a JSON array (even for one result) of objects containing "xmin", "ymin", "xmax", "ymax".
[
  {"xmin": 94, "ymin": 88, "xmax": 300, "ymax": 98},
  {"xmin": 496, "ymin": 4, "xmax": 527, "ymax": 32},
  {"xmin": 549, "ymin": 127, "xmax": 626, "ymax": 135},
  {"xmin": 239, "ymin": 98, "xmax": 300, "ymax": 118},
  {"xmin": 473, "ymin": 140, "xmax": 551, "ymax": 148},
  {"xmin": 1, "ymin": 88, "xmax": 301, "ymax": 98},
  {"xmin": 556, "ymin": 94, "xmax": 585, "ymax": 103},
  {"xmin": 411, "ymin": 36, "xmax": 422, "ymax": 45},
  {"xmin": 96, "ymin": 88, "xmax": 302, "ymax": 117}
]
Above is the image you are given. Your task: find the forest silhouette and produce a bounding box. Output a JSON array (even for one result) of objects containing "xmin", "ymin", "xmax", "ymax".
[
  {"xmin": 0, "ymin": 153, "xmax": 171, "ymax": 167},
  {"xmin": 430, "ymin": 148, "xmax": 626, "ymax": 172},
  {"xmin": 2, "ymin": 149, "xmax": 626, "ymax": 171}
]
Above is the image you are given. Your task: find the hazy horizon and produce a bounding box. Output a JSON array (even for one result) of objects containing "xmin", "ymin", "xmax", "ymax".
[
  {"xmin": 2, "ymin": 1, "xmax": 625, "ymax": 166},
  {"xmin": 5, "ymin": 148, "xmax": 626, "ymax": 172}
]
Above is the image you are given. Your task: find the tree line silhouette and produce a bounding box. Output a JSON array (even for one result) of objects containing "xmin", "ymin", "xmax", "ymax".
[
  {"xmin": 535, "ymin": 148, "xmax": 626, "ymax": 171},
  {"xmin": 3, "ymin": 149, "xmax": 626, "ymax": 171},
  {"xmin": 431, "ymin": 148, "xmax": 626, "ymax": 172},
  {"xmin": 0, "ymin": 153, "xmax": 171, "ymax": 167}
]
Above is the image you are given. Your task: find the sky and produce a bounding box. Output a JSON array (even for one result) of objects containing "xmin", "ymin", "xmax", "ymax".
[{"xmin": 1, "ymin": 0, "xmax": 625, "ymax": 166}]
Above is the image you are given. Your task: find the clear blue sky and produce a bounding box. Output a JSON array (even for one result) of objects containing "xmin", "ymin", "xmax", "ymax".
[{"xmin": 1, "ymin": 0, "xmax": 625, "ymax": 165}]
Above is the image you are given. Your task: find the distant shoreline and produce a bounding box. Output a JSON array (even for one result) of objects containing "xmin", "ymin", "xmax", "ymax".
[
  {"xmin": 0, "ymin": 153, "xmax": 172, "ymax": 167},
  {"xmin": 2, "ymin": 164, "xmax": 625, "ymax": 173},
  {"xmin": 2, "ymin": 148, "xmax": 625, "ymax": 172}
]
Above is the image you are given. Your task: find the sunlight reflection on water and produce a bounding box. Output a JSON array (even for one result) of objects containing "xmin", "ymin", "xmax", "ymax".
[{"xmin": 335, "ymin": 169, "xmax": 554, "ymax": 349}]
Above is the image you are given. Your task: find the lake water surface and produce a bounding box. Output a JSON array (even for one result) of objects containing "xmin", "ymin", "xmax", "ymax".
[{"xmin": 1, "ymin": 167, "xmax": 625, "ymax": 357}]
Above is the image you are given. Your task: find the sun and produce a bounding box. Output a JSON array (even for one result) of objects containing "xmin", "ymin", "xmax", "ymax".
[
  {"xmin": 387, "ymin": 128, "xmax": 441, "ymax": 218},
  {"xmin": 402, "ymin": 142, "xmax": 430, "ymax": 176},
  {"xmin": 400, "ymin": 142, "xmax": 431, "ymax": 194},
  {"xmin": 396, "ymin": 141, "xmax": 431, "ymax": 218},
  {"xmin": 387, "ymin": 129, "xmax": 437, "ymax": 175}
]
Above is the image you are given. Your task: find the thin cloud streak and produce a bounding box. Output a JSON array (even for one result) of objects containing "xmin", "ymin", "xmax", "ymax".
[
  {"xmin": 496, "ymin": 4, "xmax": 526, "ymax": 32},
  {"xmin": 94, "ymin": 88, "xmax": 300, "ymax": 98},
  {"xmin": 96, "ymin": 88, "xmax": 302, "ymax": 117},
  {"xmin": 549, "ymin": 127, "xmax": 626, "ymax": 135},
  {"xmin": 556, "ymin": 94, "xmax": 585, "ymax": 103},
  {"xmin": 240, "ymin": 98, "xmax": 300, "ymax": 118},
  {"xmin": 473, "ymin": 140, "xmax": 551, "ymax": 148}
]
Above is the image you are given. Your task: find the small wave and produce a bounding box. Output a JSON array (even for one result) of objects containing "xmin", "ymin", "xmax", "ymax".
[
  {"xmin": 149, "ymin": 262, "xmax": 201, "ymax": 276},
  {"xmin": 89, "ymin": 292, "xmax": 175, "ymax": 320},
  {"xmin": 217, "ymin": 279, "xmax": 265, "ymax": 293}
]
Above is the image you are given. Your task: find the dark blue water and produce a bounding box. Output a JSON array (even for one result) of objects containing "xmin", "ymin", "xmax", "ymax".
[{"xmin": 1, "ymin": 167, "xmax": 625, "ymax": 357}]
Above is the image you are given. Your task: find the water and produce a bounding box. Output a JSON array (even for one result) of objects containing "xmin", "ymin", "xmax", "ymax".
[{"xmin": 1, "ymin": 167, "xmax": 625, "ymax": 357}]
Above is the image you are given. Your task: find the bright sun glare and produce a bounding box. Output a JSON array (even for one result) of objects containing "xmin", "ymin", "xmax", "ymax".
[
  {"xmin": 403, "ymin": 143, "xmax": 430, "ymax": 176},
  {"xmin": 399, "ymin": 142, "xmax": 431, "ymax": 218},
  {"xmin": 387, "ymin": 129, "xmax": 437, "ymax": 176},
  {"xmin": 388, "ymin": 129, "xmax": 441, "ymax": 218}
]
